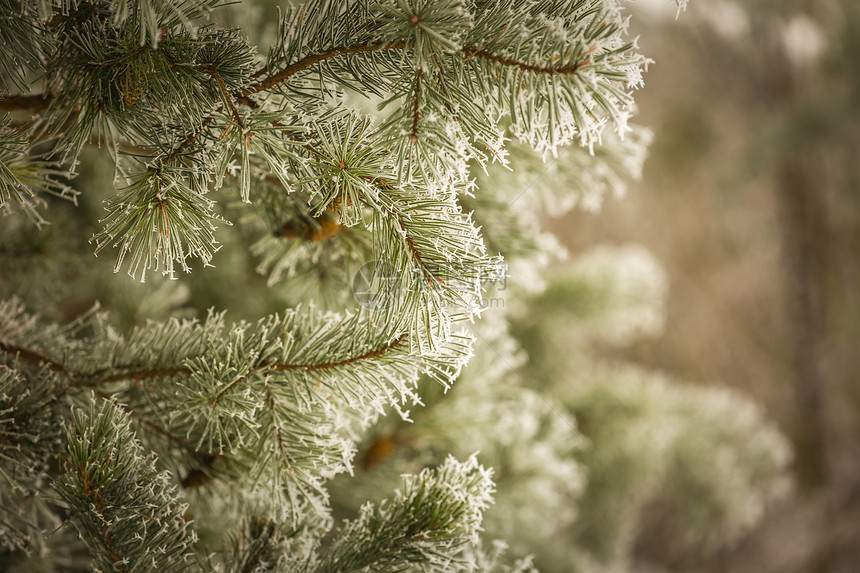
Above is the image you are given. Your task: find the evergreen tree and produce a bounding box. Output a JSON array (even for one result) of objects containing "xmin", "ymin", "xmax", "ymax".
[{"xmin": 0, "ymin": 1, "xmax": 789, "ymax": 571}]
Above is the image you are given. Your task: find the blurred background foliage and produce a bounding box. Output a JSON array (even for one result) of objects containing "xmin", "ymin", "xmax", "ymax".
[{"xmin": 549, "ymin": 0, "xmax": 860, "ymax": 570}]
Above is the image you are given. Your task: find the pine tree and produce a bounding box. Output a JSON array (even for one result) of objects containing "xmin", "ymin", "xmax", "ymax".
[{"xmin": 0, "ymin": 1, "xmax": 790, "ymax": 571}]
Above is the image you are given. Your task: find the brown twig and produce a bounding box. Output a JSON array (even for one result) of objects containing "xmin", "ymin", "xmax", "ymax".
[
  {"xmin": 401, "ymin": 221, "xmax": 443, "ymax": 286},
  {"xmin": 0, "ymin": 93, "xmax": 53, "ymax": 113},
  {"xmin": 277, "ymin": 334, "xmax": 408, "ymax": 372},
  {"xmin": 209, "ymin": 67, "xmax": 244, "ymax": 130},
  {"xmin": 264, "ymin": 382, "xmax": 294, "ymax": 475},
  {"xmin": 0, "ymin": 330, "xmax": 409, "ymax": 410},
  {"xmin": 240, "ymin": 40, "xmax": 407, "ymax": 96},
  {"xmin": 461, "ymin": 45, "xmax": 590, "ymax": 75},
  {"xmin": 409, "ymin": 69, "xmax": 423, "ymax": 143},
  {"xmin": 91, "ymin": 496, "xmax": 127, "ymax": 572},
  {"xmin": 210, "ymin": 334, "xmax": 409, "ymax": 407},
  {"xmin": 83, "ymin": 366, "xmax": 191, "ymax": 387},
  {"xmin": 162, "ymin": 116, "xmax": 214, "ymax": 164},
  {"xmin": 93, "ymin": 389, "xmax": 207, "ymax": 457},
  {"xmin": 88, "ymin": 43, "xmax": 150, "ymax": 67},
  {"xmin": 0, "ymin": 341, "xmax": 66, "ymax": 373}
]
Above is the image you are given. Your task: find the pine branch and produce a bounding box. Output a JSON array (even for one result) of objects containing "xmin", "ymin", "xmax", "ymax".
[
  {"xmin": 242, "ymin": 34, "xmax": 595, "ymax": 100},
  {"xmin": 5, "ymin": 0, "xmax": 646, "ymax": 281},
  {"xmin": 217, "ymin": 514, "xmax": 303, "ymax": 573},
  {"xmin": 94, "ymin": 389, "xmax": 206, "ymax": 455},
  {"xmin": 284, "ymin": 116, "xmax": 488, "ymax": 312},
  {"xmin": 0, "ymin": 299, "xmax": 474, "ymax": 511},
  {"xmin": 0, "ymin": 341, "xmax": 66, "ymax": 374},
  {"xmin": 0, "ymin": 340, "xmax": 216, "ymax": 458},
  {"xmin": 209, "ymin": 333, "xmax": 409, "ymax": 408},
  {"xmin": 263, "ymin": 381, "xmax": 293, "ymax": 475},
  {"xmin": 150, "ymin": 36, "xmax": 407, "ymax": 172},
  {"xmin": 270, "ymin": 333, "xmax": 410, "ymax": 373},
  {"xmin": 90, "ymin": 495, "xmax": 128, "ymax": 573},
  {"xmin": 210, "ymin": 67, "xmax": 245, "ymax": 130},
  {"xmin": 0, "ymin": 93, "xmax": 53, "ymax": 112},
  {"xmin": 87, "ymin": 42, "xmax": 152, "ymax": 67},
  {"xmin": 241, "ymin": 40, "xmax": 408, "ymax": 96},
  {"xmin": 73, "ymin": 333, "xmax": 410, "ymax": 394},
  {"xmin": 0, "ymin": 364, "xmax": 67, "ymax": 551},
  {"xmin": 461, "ymin": 45, "xmax": 591, "ymax": 75},
  {"xmin": 83, "ymin": 365, "xmax": 192, "ymax": 386},
  {"xmin": 409, "ymin": 68, "xmax": 423, "ymax": 142},
  {"xmin": 55, "ymin": 400, "xmax": 196, "ymax": 572},
  {"xmin": 314, "ymin": 455, "xmax": 494, "ymax": 573},
  {"xmin": 162, "ymin": 116, "xmax": 216, "ymax": 164},
  {"xmin": 239, "ymin": 519, "xmax": 277, "ymax": 573},
  {"xmin": 2, "ymin": 319, "xmax": 415, "ymax": 414}
]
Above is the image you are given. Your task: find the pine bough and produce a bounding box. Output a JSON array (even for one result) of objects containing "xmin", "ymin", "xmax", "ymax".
[{"xmin": 0, "ymin": 0, "xmax": 685, "ymax": 569}]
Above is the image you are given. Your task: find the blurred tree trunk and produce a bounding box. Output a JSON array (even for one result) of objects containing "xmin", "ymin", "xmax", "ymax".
[
  {"xmin": 766, "ymin": 23, "xmax": 830, "ymax": 489},
  {"xmin": 776, "ymin": 155, "xmax": 829, "ymax": 488}
]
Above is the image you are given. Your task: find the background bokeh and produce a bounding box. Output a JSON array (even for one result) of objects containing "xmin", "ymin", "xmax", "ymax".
[{"xmin": 549, "ymin": 0, "xmax": 860, "ymax": 570}]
